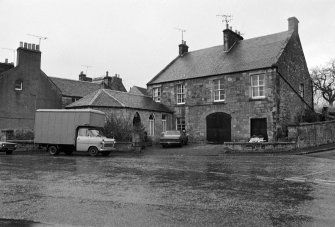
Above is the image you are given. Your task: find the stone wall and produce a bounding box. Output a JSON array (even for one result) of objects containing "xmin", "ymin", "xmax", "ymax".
[
  {"xmin": 87, "ymin": 107, "xmax": 173, "ymax": 143},
  {"xmin": 0, "ymin": 47, "xmax": 62, "ymax": 131},
  {"xmin": 148, "ymin": 68, "xmax": 278, "ymax": 142},
  {"xmin": 275, "ymin": 31, "xmax": 314, "ymax": 137},
  {"xmin": 288, "ymin": 120, "xmax": 335, "ymax": 148}
]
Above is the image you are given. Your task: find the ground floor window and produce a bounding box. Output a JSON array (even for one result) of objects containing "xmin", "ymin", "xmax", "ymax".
[
  {"xmin": 250, "ymin": 118, "xmax": 267, "ymax": 141},
  {"xmin": 176, "ymin": 117, "xmax": 185, "ymax": 131},
  {"xmin": 162, "ymin": 114, "xmax": 167, "ymax": 132},
  {"xmin": 149, "ymin": 114, "xmax": 155, "ymax": 136}
]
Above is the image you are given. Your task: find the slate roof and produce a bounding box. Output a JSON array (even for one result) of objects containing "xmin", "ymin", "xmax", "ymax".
[
  {"xmin": 49, "ymin": 77, "xmax": 102, "ymax": 97},
  {"xmin": 129, "ymin": 86, "xmax": 149, "ymax": 96},
  {"xmin": 66, "ymin": 89, "xmax": 172, "ymax": 113},
  {"xmin": 148, "ymin": 31, "xmax": 293, "ymax": 85}
]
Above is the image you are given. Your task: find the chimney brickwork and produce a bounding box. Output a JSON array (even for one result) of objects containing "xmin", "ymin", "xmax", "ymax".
[
  {"xmin": 179, "ymin": 41, "xmax": 189, "ymax": 56},
  {"xmin": 223, "ymin": 29, "xmax": 243, "ymax": 52},
  {"xmin": 17, "ymin": 42, "xmax": 41, "ymax": 68},
  {"xmin": 288, "ymin": 17, "xmax": 299, "ymax": 32}
]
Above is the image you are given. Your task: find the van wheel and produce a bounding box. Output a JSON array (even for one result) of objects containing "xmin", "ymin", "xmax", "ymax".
[
  {"xmin": 48, "ymin": 145, "xmax": 59, "ymax": 156},
  {"xmin": 88, "ymin": 147, "xmax": 99, "ymax": 157}
]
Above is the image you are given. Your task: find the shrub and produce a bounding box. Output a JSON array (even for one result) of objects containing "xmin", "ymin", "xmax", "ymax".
[{"xmin": 103, "ymin": 113, "xmax": 146, "ymax": 142}]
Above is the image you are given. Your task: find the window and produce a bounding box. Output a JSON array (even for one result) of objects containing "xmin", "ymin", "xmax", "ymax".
[
  {"xmin": 251, "ymin": 74, "xmax": 265, "ymax": 98},
  {"xmin": 176, "ymin": 84, "xmax": 185, "ymax": 104},
  {"xmin": 149, "ymin": 114, "xmax": 155, "ymax": 136},
  {"xmin": 152, "ymin": 87, "xmax": 161, "ymax": 102},
  {"xmin": 213, "ymin": 79, "xmax": 225, "ymax": 101},
  {"xmin": 299, "ymin": 83, "xmax": 304, "ymax": 97},
  {"xmin": 176, "ymin": 117, "xmax": 185, "ymax": 131},
  {"xmin": 162, "ymin": 114, "xmax": 167, "ymax": 132},
  {"xmin": 15, "ymin": 80, "xmax": 23, "ymax": 91}
]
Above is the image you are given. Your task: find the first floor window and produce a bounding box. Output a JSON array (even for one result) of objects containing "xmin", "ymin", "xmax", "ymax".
[
  {"xmin": 152, "ymin": 87, "xmax": 161, "ymax": 102},
  {"xmin": 176, "ymin": 117, "xmax": 185, "ymax": 131},
  {"xmin": 176, "ymin": 84, "xmax": 185, "ymax": 104},
  {"xmin": 213, "ymin": 79, "xmax": 225, "ymax": 101},
  {"xmin": 15, "ymin": 80, "xmax": 23, "ymax": 91},
  {"xmin": 251, "ymin": 74, "xmax": 265, "ymax": 98},
  {"xmin": 149, "ymin": 114, "xmax": 155, "ymax": 136}
]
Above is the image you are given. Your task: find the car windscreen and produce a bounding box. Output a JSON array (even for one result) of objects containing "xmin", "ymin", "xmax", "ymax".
[{"xmin": 88, "ymin": 129, "xmax": 105, "ymax": 137}]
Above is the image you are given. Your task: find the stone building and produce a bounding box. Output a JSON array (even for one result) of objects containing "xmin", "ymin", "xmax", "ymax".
[
  {"xmin": 0, "ymin": 42, "xmax": 62, "ymax": 135},
  {"xmin": 0, "ymin": 43, "xmax": 128, "ymax": 137},
  {"xmin": 66, "ymin": 88, "xmax": 173, "ymax": 142},
  {"xmin": 147, "ymin": 17, "xmax": 313, "ymax": 143},
  {"xmin": 50, "ymin": 71, "xmax": 127, "ymax": 108}
]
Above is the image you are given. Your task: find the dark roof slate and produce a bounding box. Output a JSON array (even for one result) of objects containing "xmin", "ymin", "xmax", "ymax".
[
  {"xmin": 50, "ymin": 77, "xmax": 102, "ymax": 97},
  {"xmin": 66, "ymin": 89, "xmax": 172, "ymax": 113},
  {"xmin": 148, "ymin": 31, "xmax": 293, "ymax": 84},
  {"xmin": 129, "ymin": 86, "xmax": 149, "ymax": 96}
]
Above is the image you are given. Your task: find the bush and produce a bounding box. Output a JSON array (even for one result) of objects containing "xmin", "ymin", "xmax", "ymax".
[
  {"xmin": 13, "ymin": 130, "xmax": 34, "ymax": 140},
  {"xmin": 103, "ymin": 113, "xmax": 146, "ymax": 142},
  {"xmin": 295, "ymin": 109, "xmax": 319, "ymax": 123}
]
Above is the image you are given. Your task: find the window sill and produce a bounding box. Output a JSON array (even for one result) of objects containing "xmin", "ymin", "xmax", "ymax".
[
  {"xmin": 177, "ymin": 103, "xmax": 185, "ymax": 105},
  {"xmin": 213, "ymin": 100, "xmax": 226, "ymax": 105},
  {"xmin": 249, "ymin": 97, "xmax": 267, "ymax": 101}
]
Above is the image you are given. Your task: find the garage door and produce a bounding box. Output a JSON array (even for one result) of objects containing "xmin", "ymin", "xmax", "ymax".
[{"xmin": 206, "ymin": 112, "xmax": 231, "ymax": 143}]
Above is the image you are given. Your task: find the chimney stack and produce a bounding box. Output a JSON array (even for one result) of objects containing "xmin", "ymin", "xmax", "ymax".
[
  {"xmin": 223, "ymin": 27, "xmax": 243, "ymax": 52},
  {"xmin": 17, "ymin": 41, "xmax": 41, "ymax": 68},
  {"xmin": 79, "ymin": 71, "xmax": 92, "ymax": 82},
  {"xmin": 178, "ymin": 40, "xmax": 189, "ymax": 56},
  {"xmin": 288, "ymin": 17, "xmax": 299, "ymax": 32}
]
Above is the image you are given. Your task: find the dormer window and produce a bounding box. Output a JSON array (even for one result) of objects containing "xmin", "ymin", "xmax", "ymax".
[{"xmin": 15, "ymin": 80, "xmax": 23, "ymax": 91}]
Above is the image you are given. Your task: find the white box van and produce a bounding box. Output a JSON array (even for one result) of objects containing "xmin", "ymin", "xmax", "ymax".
[{"xmin": 34, "ymin": 109, "xmax": 115, "ymax": 156}]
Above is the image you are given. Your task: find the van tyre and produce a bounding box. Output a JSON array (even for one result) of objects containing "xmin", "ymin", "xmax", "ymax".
[
  {"xmin": 88, "ymin": 147, "xmax": 99, "ymax": 157},
  {"xmin": 48, "ymin": 145, "xmax": 59, "ymax": 156}
]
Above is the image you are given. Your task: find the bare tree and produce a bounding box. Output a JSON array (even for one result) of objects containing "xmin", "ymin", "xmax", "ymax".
[{"xmin": 311, "ymin": 59, "xmax": 335, "ymax": 107}]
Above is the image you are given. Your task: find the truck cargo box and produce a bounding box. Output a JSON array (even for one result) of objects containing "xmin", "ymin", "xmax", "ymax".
[{"xmin": 34, "ymin": 109, "xmax": 106, "ymax": 145}]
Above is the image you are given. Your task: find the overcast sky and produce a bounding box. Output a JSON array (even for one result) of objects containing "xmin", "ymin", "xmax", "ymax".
[{"xmin": 1, "ymin": 0, "xmax": 334, "ymax": 90}]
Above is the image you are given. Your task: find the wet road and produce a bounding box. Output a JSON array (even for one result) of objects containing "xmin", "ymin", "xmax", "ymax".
[{"xmin": 0, "ymin": 146, "xmax": 335, "ymax": 226}]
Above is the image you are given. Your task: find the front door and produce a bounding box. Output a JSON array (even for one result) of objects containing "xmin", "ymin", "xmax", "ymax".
[{"xmin": 206, "ymin": 112, "xmax": 231, "ymax": 143}]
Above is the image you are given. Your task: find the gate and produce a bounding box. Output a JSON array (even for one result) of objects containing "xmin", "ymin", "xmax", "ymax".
[{"xmin": 206, "ymin": 112, "xmax": 231, "ymax": 143}]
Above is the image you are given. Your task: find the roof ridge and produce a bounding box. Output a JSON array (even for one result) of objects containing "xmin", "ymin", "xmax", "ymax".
[
  {"xmin": 102, "ymin": 89, "xmax": 125, "ymax": 107},
  {"xmin": 49, "ymin": 76, "xmax": 101, "ymax": 85},
  {"xmin": 89, "ymin": 89, "xmax": 102, "ymax": 106}
]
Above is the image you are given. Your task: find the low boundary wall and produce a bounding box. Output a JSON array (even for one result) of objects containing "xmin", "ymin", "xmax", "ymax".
[
  {"xmin": 224, "ymin": 142, "xmax": 296, "ymax": 152},
  {"xmin": 288, "ymin": 120, "xmax": 335, "ymax": 148}
]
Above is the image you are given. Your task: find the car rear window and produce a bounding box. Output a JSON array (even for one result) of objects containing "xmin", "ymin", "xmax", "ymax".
[{"xmin": 165, "ymin": 131, "xmax": 180, "ymax": 136}]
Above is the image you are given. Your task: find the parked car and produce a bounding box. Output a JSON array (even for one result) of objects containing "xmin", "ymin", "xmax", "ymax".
[
  {"xmin": 0, "ymin": 141, "xmax": 17, "ymax": 155},
  {"xmin": 160, "ymin": 130, "xmax": 188, "ymax": 147}
]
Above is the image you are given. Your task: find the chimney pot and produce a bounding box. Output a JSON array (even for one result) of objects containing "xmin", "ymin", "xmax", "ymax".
[
  {"xmin": 20, "ymin": 42, "xmax": 23, "ymax": 48},
  {"xmin": 5, "ymin": 58, "xmax": 8, "ymax": 63},
  {"xmin": 28, "ymin": 43, "xmax": 32, "ymax": 49},
  {"xmin": 229, "ymin": 26, "xmax": 232, "ymax": 30},
  {"xmin": 32, "ymin": 44, "xmax": 36, "ymax": 50},
  {"xmin": 36, "ymin": 45, "xmax": 40, "ymax": 51},
  {"xmin": 106, "ymin": 71, "xmax": 109, "ymax": 77},
  {"xmin": 24, "ymin": 43, "xmax": 28, "ymax": 48}
]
